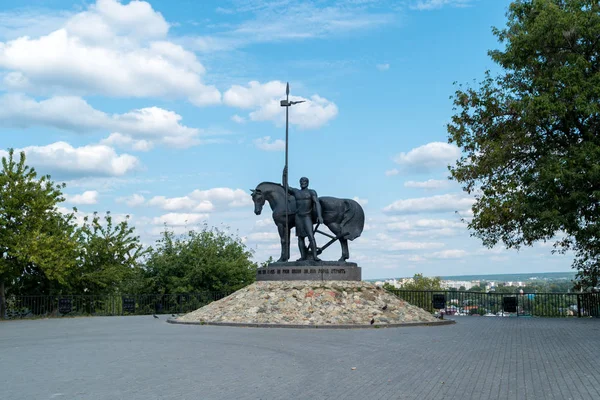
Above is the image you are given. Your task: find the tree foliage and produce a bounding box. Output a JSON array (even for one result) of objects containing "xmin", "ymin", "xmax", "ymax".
[
  {"xmin": 0, "ymin": 149, "xmax": 79, "ymax": 316},
  {"xmin": 0, "ymin": 149, "xmax": 260, "ymax": 319},
  {"xmin": 143, "ymin": 225, "xmax": 256, "ymax": 294},
  {"xmin": 447, "ymin": 0, "xmax": 600, "ymax": 289},
  {"xmin": 69, "ymin": 212, "xmax": 148, "ymax": 295}
]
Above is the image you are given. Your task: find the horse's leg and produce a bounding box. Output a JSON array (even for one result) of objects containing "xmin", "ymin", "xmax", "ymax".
[
  {"xmin": 277, "ymin": 223, "xmax": 288, "ymax": 262},
  {"xmin": 326, "ymin": 222, "xmax": 348, "ymax": 262},
  {"xmin": 340, "ymin": 238, "xmax": 350, "ymax": 262}
]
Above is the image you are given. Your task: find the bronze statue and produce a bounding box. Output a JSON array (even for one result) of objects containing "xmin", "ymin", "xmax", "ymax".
[
  {"xmin": 250, "ymin": 181, "xmax": 364, "ymax": 263},
  {"xmin": 250, "ymin": 82, "xmax": 364, "ymax": 265},
  {"xmin": 283, "ymin": 167, "xmax": 323, "ymax": 261}
]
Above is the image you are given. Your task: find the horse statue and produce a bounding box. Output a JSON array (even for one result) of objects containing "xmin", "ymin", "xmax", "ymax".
[{"xmin": 250, "ymin": 182, "xmax": 364, "ymax": 262}]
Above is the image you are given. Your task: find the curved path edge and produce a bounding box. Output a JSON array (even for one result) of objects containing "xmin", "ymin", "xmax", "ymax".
[{"xmin": 166, "ymin": 318, "xmax": 456, "ymax": 329}]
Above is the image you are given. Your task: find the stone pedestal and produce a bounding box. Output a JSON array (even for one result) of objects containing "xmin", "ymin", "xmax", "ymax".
[{"xmin": 256, "ymin": 261, "xmax": 361, "ymax": 281}]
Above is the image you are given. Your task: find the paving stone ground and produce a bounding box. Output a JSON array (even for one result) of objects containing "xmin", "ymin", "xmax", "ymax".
[{"xmin": 1, "ymin": 315, "xmax": 599, "ymax": 400}]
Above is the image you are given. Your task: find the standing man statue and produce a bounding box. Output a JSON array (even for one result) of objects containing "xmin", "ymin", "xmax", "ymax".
[{"xmin": 283, "ymin": 166, "xmax": 323, "ymax": 261}]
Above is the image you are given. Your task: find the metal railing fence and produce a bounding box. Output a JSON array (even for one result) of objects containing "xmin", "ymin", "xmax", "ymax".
[
  {"xmin": 2, "ymin": 292, "xmax": 231, "ymax": 320},
  {"xmin": 386, "ymin": 290, "xmax": 600, "ymax": 318},
  {"xmin": 3, "ymin": 290, "xmax": 599, "ymax": 320}
]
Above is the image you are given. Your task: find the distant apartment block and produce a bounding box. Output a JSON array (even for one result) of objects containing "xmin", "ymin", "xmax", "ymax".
[{"xmin": 441, "ymin": 280, "xmax": 474, "ymax": 290}]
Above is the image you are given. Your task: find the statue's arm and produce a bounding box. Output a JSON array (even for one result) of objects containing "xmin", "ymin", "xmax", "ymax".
[{"xmin": 312, "ymin": 190, "xmax": 323, "ymax": 223}]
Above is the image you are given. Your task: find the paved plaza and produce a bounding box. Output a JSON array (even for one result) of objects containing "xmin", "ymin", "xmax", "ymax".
[{"xmin": 1, "ymin": 315, "xmax": 600, "ymax": 399}]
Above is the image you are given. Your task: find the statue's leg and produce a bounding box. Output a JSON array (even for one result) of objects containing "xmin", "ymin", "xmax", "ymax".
[
  {"xmin": 286, "ymin": 228, "xmax": 292, "ymax": 261},
  {"xmin": 308, "ymin": 232, "xmax": 321, "ymax": 262},
  {"xmin": 297, "ymin": 237, "xmax": 307, "ymax": 261},
  {"xmin": 277, "ymin": 224, "xmax": 288, "ymax": 262},
  {"xmin": 340, "ymin": 238, "xmax": 349, "ymax": 262}
]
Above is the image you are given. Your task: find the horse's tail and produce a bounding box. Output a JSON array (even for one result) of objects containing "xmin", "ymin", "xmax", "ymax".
[{"xmin": 340, "ymin": 199, "xmax": 365, "ymax": 241}]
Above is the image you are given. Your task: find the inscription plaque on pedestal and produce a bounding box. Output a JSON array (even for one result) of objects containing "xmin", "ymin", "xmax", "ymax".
[{"xmin": 256, "ymin": 261, "xmax": 361, "ymax": 281}]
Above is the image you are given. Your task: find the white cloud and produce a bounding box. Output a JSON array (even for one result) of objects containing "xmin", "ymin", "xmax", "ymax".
[
  {"xmin": 70, "ymin": 0, "xmax": 170, "ymax": 40},
  {"xmin": 405, "ymin": 228, "xmax": 457, "ymax": 237},
  {"xmin": 151, "ymin": 212, "xmax": 209, "ymax": 226},
  {"xmin": 109, "ymin": 106, "xmax": 200, "ymax": 146},
  {"xmin": 223, "ymin": 80, "xmax": 285, "ymax": 109},
  {"xmin": 0, "ymin": 94, "xmax": 107, "ymax": 132},
  {"xmin": 0, "ymin": 9, "xmax": 72, "ymax": 41},
  {"xmin": 253, "ymin": 218, "xmax": 274, "ymax": 231},
  {"xmin": 117, "ymin": 193, "xmax": 145, "ymax": 207},
  {"xmin": 101, "ymin": 133, "xmax": 153, "ymax": 152},
  {"xmin": 376, "ymin": 63, "xmax": 390, "ymax": 71},
  {"xmin": 383, "ymin": 194, "xmax": 475, "ymax": 214},
  {"xmin": 393, "ymin": 142, "xmax": 461, "ymax": 172},
  {"xmin": 190, "ymin": 188, "xmax": 253, "ymax": 208},
  {"xmin": 410, "ymin": 0, "xmax": 474, "ymax": 11},
  {"xmin": 147, "ymin": 188, "xmax": 251, "ymax": 212},
  {"xmin": 188, "ymin": 2, "xmax": 394, "ymax": 52},
  {"xmin": 223, "ymin": 81, "xmax": 338, "ymax": 129},
  {"xmin": 353, "ymin": 197, "xmax": 368, "ymax": 206},
  {"xmin": 387, "ymin": 218, "xmax": 463, "ymax": 231},
  {"xmin": 388, "ymin": 241, "xmax": 445, "ymax": 251},
  {"xmin": 385, "ymin": 168, "xmax": 399, "ymax": 176},
  {"xmin": 385, "ymin": 221, "xmax": 411, "ymax": 230},
  {"xmin": 253, "ymin": 136, "xmax": 285, "ymax": 151},
  {"xmin": 412, "ymin": 219, "xmax": 464, "ymax": 229},
  {"xmin": 0, "ymin": 0, "xmax": 220, "ymax": 105},
  {"xmin": 404, "ymin": 179, "xmax": 449, "ymax": 189},
  {"xmin": 0, "ymin": 141, "xmax": 139, "ymax": 178},
  {"xmin": 385, "ymin": 218, "xmax": 464, "ymax": 238},
  {"xmin": 66, "ymin": 190, "xmax": 99, "ymax": 205},
  {"xmin": 250, "ymin": 94, "xmax": 338, "ymax": 129},
  {"xmin": 374, "ymin": 233, "xmax": 445, "ymax": 251},
  {"xmin": 148, "ymin": 196, "xmax": 214, "ymax": 212},
  {"xmin": 429, "ymin": 249, "xmax": 468, "ymax": 259},
  {"xmin": 246, "ymin": 232, "xmax": 280, "ymax": 243},
  {"xmin": 0, "ymin": 94, "xmax": 202, "ymax": 149},
  {"xmin": 231, "ymin": 114, "xmax": 246, "ymax": 123}
]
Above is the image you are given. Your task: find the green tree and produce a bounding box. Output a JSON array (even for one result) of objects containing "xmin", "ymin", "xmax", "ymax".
[
  {"xmin": 260, "ymin": 256, "xmax": 274, "ymax": 269},
  {"xmin": 144, "ymin": 225, "xmax": 256, "ymax": 294},
  {"xmin": 0, "ymin": 149, "xmax": 78, "ymax": 318},
  {"xmin": 447, "ymin": 0, "xmax": 600, "ymax": 290},
  {"xmin": 401, "ymin": 273, "xmax": 443, "ymax": 291},
  {"xmin": 469, "ymin": 285, "xmax": 485, "ymax": 292},
  {"xmin": 495, "ymin": 284, "xmax": 519, "ymax": 294},
  {"xmin": 68, "ymin": 212, "xmax": 148, "ymax": 295}
]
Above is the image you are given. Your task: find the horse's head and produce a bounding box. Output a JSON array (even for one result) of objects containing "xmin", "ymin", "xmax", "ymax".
[{"xmin": 250, "ymin": 188, "xmax": 265, "ymax": 215}]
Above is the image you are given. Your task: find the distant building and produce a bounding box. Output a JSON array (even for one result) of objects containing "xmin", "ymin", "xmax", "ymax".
[
  {"xmin": 506, "ymin": 281, "xmax": 524, "ymax": 287},
  {"xmin": 441, "ymin": 280, "xmax": 473, "ymax": 290},
  {"xmin": 375, "ymin": 278, "xmax": 414, "ymax": 289}
]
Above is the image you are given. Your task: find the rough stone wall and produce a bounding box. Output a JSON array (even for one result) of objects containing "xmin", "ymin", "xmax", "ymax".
[{"xmin": 179, "ymin": 281, "xmax": 437, "ymax": 325}]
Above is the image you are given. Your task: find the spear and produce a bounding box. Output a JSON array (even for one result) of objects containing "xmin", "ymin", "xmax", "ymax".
[{"xmin": 280, "ymin": 82, "xmax": 305, "ymax": 260}]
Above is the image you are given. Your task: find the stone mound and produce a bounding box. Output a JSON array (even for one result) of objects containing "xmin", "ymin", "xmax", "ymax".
[{"xmin": 177, "ymin": 281, "xmax": 440, "ymax": 326}]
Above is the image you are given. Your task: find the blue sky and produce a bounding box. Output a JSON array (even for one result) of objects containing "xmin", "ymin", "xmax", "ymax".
[{"xmin": 0, "ymin": 0, "xmax": 573, "ymax": 279}]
